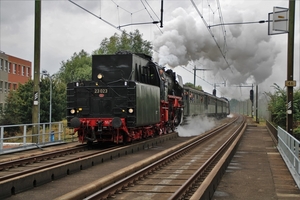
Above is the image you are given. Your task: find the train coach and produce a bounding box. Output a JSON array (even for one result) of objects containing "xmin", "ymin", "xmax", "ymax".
[{"xmin": 183, "ymin": 86, "xmax": 230, "ymax": 119}]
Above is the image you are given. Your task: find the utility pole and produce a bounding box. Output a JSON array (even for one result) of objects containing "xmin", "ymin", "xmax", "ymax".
[
  {"xmin": 32, "ymin": 0, "xmax": 41, "ymax": 143},
  {"xmin": 286, "ymin": 0, "xmax": 295, "ymax": 135},
  {"xmin": 256, "ymin": 85, "xmax": 259, "ymax": 123},
  {"xmin": 250, "ymin": 84, "xmax": 254, "ymax": 118},
  {"xmin": 193, "ymin": 66, "xmax": 211, "ymax": 87}
]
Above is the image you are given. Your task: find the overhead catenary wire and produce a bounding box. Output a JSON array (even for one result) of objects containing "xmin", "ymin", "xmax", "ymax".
[
  {"xmin": 190, "ymin": 0, "xmax": 232, "ymax": 73},
  {"xmin": 208, "ymin": 20, "xmax": 271, "ymax": 28},
  {"xmin": 141, "ymin": 0, "xmax": 163, "ymax": 33},
  {"xmin": 179, "ymin": 65, "xmax": 214, "ymax": 87},
  {"xmin": 216, "ymin": 0, "xmax": 228, "ymax": 56},
  {"xmin": 68, "ymin": 0, "xmax": 162, "ymax": 34},
  {"xmin": 68, "ymin": 0, "xmax": 122, "ymax": 32}
]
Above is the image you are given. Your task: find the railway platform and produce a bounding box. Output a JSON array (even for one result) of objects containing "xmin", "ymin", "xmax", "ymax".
[{"xmin": 213, "ymin": 117, "xmax": 300, "ymax": 200}]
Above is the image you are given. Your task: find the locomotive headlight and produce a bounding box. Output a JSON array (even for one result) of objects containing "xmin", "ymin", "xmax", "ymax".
[
  {"xmin": 97, "ymin": 73, "xmax": 103, "ymax": 80},
  {"xmin": 128, "ymin": 108, "xmax": 134, "ymax": 114},
  {"xmin": 70, "ymin": 109, "xmax": 76, "ymax": 114}
]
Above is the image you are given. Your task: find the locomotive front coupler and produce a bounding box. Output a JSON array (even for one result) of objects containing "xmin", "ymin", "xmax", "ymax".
[{"xmin": 85, "ymin": 128, "xmax": 96, "ymax": 142}]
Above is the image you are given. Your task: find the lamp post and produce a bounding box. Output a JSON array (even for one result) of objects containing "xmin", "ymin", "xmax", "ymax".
[{"xmin": 41, "ymin": 70, "xmax": 52, "ymax": 130}]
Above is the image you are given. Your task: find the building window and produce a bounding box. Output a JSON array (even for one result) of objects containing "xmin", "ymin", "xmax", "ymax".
[
  {"xmin": 8, "ymin": 83, "xmax": 11, "ymax": 91},
  {"xmin": 8, "ymin": 62, "xmax": 11, "ymax": 73},
  {"xmin": 13, "ymin": 63, "xmax": 16, "ymax": 74},
  {"xmin": 0, "ymin": 58, "xmax": 2, "ymax": 70},
  {"xmin": 0, "ymin": 81, "xmax": 2, "ymax": 92},
  {"xmin": 26, "ymin": 67, "xmax": 29, "ymax": 77},
  {"xmin": 4, "ymin": 82, "xmax": 7, "ymax": 93},
  {"xmin": 13, "ymin": 83, "xmax": 17, "ymax": 90},
  {"xmin": 3, "ymin": 60, "xmax": 7, "ymax": 71},
  {"xmin": 22, "ymin": 66, "xmax": 25, "ymax": 76}
]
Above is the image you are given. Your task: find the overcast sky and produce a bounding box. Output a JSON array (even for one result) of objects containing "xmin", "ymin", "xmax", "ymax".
[{"xmin": 0, "ymin": 0, "xmax": 299, "ymax": 100}]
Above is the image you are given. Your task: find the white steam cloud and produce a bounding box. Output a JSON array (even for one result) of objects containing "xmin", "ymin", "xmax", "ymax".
[
  {"xmin": 153, "ymin": 5, "xmax": 281, "ymax": 91},
  {"xmin": 177, "ymin": 116, "xmax": 216, "ymax": 137}
]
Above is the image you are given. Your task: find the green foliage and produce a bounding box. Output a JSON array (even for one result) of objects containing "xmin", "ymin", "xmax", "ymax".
[
  {"xmin": 57, "ymin": 49, "xmax": 92, "ymax": 84},
  {"xmin": 265, "ymin": 83, "xmax": 287, "ymax": 128},
  {"xmin": 93, "ymin": 30, "xmax": 152, "ymax": 56},
  {"xmin": 265, "ymin": 83, "xmax": 300, "ymax": 135},
  {"xmin": 184, "ymin": 82, "xmax": 203, "ymax": 91},
  {"xmin": 0, "ymin": 78, "xmax": 66, "ymax": 125},
  {"xmin": 0, "ymin": 91, "xmax": 22, "ymax": 125},
  {"xmin": 39, "ymin": 77, "xmax": 67, "ymax": 123}
]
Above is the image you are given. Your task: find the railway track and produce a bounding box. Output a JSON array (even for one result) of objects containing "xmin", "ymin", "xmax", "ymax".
[
  {"xmin": 0, "ymin": 132, "xmax": 178, "ymax": 199},
  {"xmin": 55, "ymin": 115, "xmax": 245, "ymax": 200},
  {"xmin": 0, "ymin": 145, "xmax": 88, "ymax": 173}
]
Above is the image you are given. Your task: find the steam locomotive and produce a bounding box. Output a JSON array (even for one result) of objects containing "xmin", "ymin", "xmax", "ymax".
[
  {"xmin": 66, "ymin": 51, "xmax": 230, "ymax": 145},
  {"xmin": 67, "ymin": 51, "xmax": 184, "ymax": 145}
]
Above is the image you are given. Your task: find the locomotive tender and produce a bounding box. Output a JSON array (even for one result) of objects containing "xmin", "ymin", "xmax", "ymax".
[{"xmin": 67, "ymin": 51, "xmax": 229, "ymax": 145}]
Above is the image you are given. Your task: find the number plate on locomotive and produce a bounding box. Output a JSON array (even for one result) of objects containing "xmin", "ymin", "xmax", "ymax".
[{"xmin": 94, "ymin": 88, "xmax": 108, "ymax": 94}]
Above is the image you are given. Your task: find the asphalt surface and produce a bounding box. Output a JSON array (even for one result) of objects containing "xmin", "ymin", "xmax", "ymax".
[{"xmin": 213, "ymin": 120, "xmax": 300, "ymax": 200}]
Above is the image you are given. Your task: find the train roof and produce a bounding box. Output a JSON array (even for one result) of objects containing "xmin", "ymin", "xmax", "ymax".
[{"xmin": 183, "ymin": 86, "xmax": 228, "ymax": 102}]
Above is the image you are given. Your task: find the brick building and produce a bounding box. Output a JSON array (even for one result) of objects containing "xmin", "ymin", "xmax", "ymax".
[{"xmin": 0, "ymin": 51, "xmax": 32, "ymax": 109}]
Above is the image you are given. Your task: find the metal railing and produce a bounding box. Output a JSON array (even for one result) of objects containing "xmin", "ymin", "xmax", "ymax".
[
  {"xmin": 0, "ymin": 122, "xmax": 74, "ymax": 155},
  {"xmin": 277, "ymin": 126, "xmax": 300, "ymax": 188}
]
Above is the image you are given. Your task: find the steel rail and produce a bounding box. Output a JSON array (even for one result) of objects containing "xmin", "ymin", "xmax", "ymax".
[
  {"xmin": 1, "ymin": 132, "xmax": 179, "ymax": 199},
  {"xmin": 169, "ymin": 116, "xmax": 246, "ymax": 199},
  {"xmin": 0, "ymin": 145, "xmax": 87, "ymax": 171},
  {"xmin": 0, "ymin": 146, "xmax": 119, "ymax": 182},
  {"xmin": 83, "ymin": 117, "xmax": 240, "ymax": 200}
]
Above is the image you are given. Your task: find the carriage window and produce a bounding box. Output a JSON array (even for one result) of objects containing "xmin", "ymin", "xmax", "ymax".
[
  {"xmin": 184, "ymin": 90, "xmax": 189, "ymax": 101},
  {"xmin": 189, "ymin": 92, "xmax": 194, "ymax": 102}
]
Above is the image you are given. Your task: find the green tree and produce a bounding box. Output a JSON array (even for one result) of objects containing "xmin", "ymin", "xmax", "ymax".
[
  {"xmin": 93, "ymin": 30, "xmax": 152, "ymax": 55},
  {"xmin": 265, "ymin": 83, "xmax": 300, "ymax": 137},
  {"xmin": 0, "ymin": 91, "xmax": 22, "ymax": 125},
  {"xmin": 39, "ymin": 77, "xmax": 66, "ymax": 123},
  {"xmin": 0, "ymin": 78, "xmax": 66, "ymax": 126},
  {"xmin": 265, "ymin": 83, "xmax": 286, "ymax": 128},
  {"xmin": 57, "ymin": 49, "xmax": 92, "ymax": 84},
  {"xmin": 184, "ymin": 82, "xmax": 203, "ymax": 91}
]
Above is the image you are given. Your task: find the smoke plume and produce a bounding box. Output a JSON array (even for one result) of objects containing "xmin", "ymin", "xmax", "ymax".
[{"xmin": 153, "ymin": 5, "xmax": 281, "ymax": 89}]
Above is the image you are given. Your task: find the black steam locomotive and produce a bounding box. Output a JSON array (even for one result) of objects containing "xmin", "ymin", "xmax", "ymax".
[{"xmin": 67, "ymin": 51, "xmax": 184, "ymax": 145}]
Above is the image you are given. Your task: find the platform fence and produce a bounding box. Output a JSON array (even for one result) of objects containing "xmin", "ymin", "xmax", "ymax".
[
  {"xmin": 277, "ymin": 126, "xmax": 300, "ymax": 189},
  {"xmin": 0, "ymin": 122, "xmax": 76, "ymax": 155}
]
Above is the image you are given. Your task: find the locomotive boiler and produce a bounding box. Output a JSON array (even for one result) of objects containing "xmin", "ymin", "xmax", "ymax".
[{"xmin": 67, "ymin": 51, "xmax": 184, "ymax": 145}]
